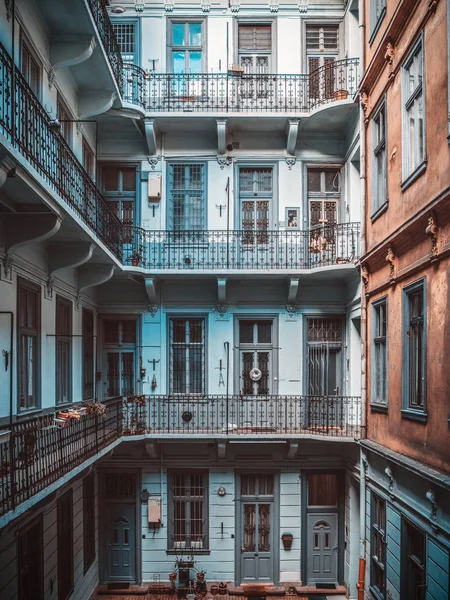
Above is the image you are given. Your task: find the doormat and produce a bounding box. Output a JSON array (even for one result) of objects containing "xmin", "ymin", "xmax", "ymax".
[
  {"xmin": 107, "ymin": 584, "xmax": 130, "ymax": 590},
  {"xmin": 316, "ymin": 583, "xmax": 337, "ymax": 590}
]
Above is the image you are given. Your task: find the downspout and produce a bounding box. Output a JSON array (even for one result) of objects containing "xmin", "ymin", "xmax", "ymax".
[{"xmin": 357, "ymin": 0, "xmax": 367, "ymax": 597}]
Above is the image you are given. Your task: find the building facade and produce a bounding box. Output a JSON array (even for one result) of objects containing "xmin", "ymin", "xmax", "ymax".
[{"xmin": 360, "ymin": 0, "xmax": 450, "ymax": 598}]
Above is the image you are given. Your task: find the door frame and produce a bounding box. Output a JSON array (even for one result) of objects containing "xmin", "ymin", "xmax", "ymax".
[
  {"xmin": 235, "ymin": 472, "xmax": 280, "ymax": 585},
  {"xmin": 300, "ymin": 470, "xmax": 345, "ymax": 586},
  {"xmin": 99, "ymin": 469, "xmax": 142, "ymax": 585}
]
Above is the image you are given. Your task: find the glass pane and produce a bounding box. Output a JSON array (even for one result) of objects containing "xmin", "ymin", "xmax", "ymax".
[
  {"xmin": 258, "ymin": 504, "xmax": 271, "ymax": 551},
  {"xmin": 325, "ymin": 170, "xmax": 340, "ymax": 192},
  {"xmin": 122, "ymin": 169, "xmax": 136, "ymax": 192},
  {"xmin": 172, "ymin": 51, "xmax": 185, "ymax": 73},
  {"xmin": 104, "ymin": 320, "xmax": 119, "ymax": 344},
  {"xmin": 124, "ymin": 529, "xmax": 129, "ymax": 545},
  {"xmin": 189, "ymin": 23, "xmax": 202, "ymax": 45},
  {"xmin": 243, "ymin": 504, "xmax": 256, "ymax": 552},
  {"xmin": 239, "ymin": 321, "xmax": 254, "ymax": 344},
  {"xmin": 189, "ymin": 52, "xmax": 202, "ymax": 74},
  {"xmin": 122, "ymin": 320, "xmax": 136, "ymax": 344},
  {"xmin": 307, "ymin": 170, "xmax": 321, "ymax": 191},
  {"xmin": 308, "ymin": 474, "xmax": 338, "ymax": 506},
  {"xmin": 103, "ymin": 168, "xmax": 119, "ymax": 191},
  {"xmin": 257, "ymin": 321, "xmax": 272, "ymax": 344},
  {"xmin": 172, "ymin": 23, "xmax": 185, "ymax": 46}
]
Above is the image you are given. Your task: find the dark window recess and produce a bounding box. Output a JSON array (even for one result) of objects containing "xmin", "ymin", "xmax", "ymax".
[
  {"xmin": 18, "ymin": 278, "xmax": 40, "ymax": 410},
  {"xmin": 241, "ymin": 474, "xmax": 274, "ymax": 496},
  {"xmin": 104, "ymin": 319, "xmax": 136, "ymax": 345},
  {"xmin": 19, "ymin": 517, "xmax": 44, "ymax": 600},
  {"xmin": 56, "ymin": 296, "xmax": 72, "ymax": 405},
  {"xmin": 238, "ymin": 25, "xmax": 272, "ymax": 51},
  {"xmin": 403, "ymin": 521, "xmax": 425, "ymax": 600},
  {"xmin": 82, "ymin": 309, "xmax": 94, "ymax": 400},
  {"xmin": 105, "ymin": 473, "xmax": 136, "ymax": 499},
  {"xmin": 407, "ymin": 288, "xmax": 425, "ymax": 409},
  {"xmin": 169, "ymin": 318, "xmax": 205, "ymax": 394},
  {"xmin": 57, "ymin": 491, "xmax": 74, "ymax": 600},
  {"xmin": 21, "ymin": 42, "xmax": 40, "ymax": 95},
  {"xmin": 83, "ymin": 473, "xmax": 96, "ymax": 572},
  {"xmin": 168, "ymin": 471, "xmax": 208, "ymax": 550},
  {"xmin": 371, "ymin": 494, "xmax": 386, "ymax": 597}
]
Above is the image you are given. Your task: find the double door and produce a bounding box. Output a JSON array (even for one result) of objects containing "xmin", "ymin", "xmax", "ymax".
[{"xmin": 241, "ymin": 501, "xmax": 273, "ymax": 582}]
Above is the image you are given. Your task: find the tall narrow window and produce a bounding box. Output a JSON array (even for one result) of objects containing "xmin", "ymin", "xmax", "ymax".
[
  {"xmin": 370, "ymin": 0, "xmax": 386, "ymax": 40},
  {"xmin": 170, "ymin": 21, "xmax": 203, "ymax": 73},
  {"xmin": 56, "ymin": 296, "xmax": 72, "ymax": 405},
  {"xmin": 372, "ymin": 102, "xmax": 387, "ymax": 214},
  {"xmin": 307, "ymin": 317, "xmax": 343, "ymax": 396},
  {"xmin": 83, "ymin": 309, "xmax": 94, "ymax": 400},
  {"xmin": 18, "ymin": 517, "xmax": 43, "ymax": 600},
  {"xmin": 168, "ymin": 472, "xmax": 208, "ymax": 550},
  {"xmin": 82, "ymin": 138, "xmax": 95, "ymax": 180},
  {"xmin": 57, "ymin": 490, "xmax": 74, "ymax": 600},
  {"xmin": 21, "ymin": 41, "xmax": 40, "ymax": 96},
  {"xmin": 103, "ymin": 318, "xmax": 136, "ymax": 398},
  {"xmin": 402, "ymin": 521, "xmax": 425, "ymax": 600},
  {"xmin": 18, "ymin": 278, "xmax": 40, "ymax": 410},
  {"xmin": 402, "ymin": 281, "xmax": 426, "ymax": 416},
  {"xmin": 239, "ymin": 167, "xmax": 272, "ymax": 243},
  {"xmin": 238, "ymin": 319, "xmax": 273, "ymax": 396},
  {"xmin": 57, "ymin": 96, "xmax": 72, "ymax": 145},
  {"xmin": 370, "ymin": 494, "xmax": 386, "ymax": 598},
  {"xmin": 372, "ymin": 298, "xmax": 388, "ymax": 407},
  {"xmin": 238, "ymin": 24, "xmax": 272, "ymax": 75},
  {"xmin": 306, "ymin": 25, "xmax": 339, "ymax": 102},
  {"xmin": 83, "ymin": 473, "xmax": 96, "ymax": 572},
  {"xmin": 402, "ymin": 37, "xmax": 425, "ymax": 181},
  {"xmin": 168, "ymin": 164, "xmax": 206, "ymax": 231},
  {"xmin": 169, "ymin": 318, "xmax": 205, "ymax": 395},
  {"xmin": 112, "ymin": 22, "xmax": 137, "ymax": 62}
]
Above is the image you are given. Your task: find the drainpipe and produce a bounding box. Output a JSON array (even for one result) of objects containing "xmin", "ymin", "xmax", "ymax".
[{"xmin": 357, "ymin": 0, "xmax": 367, "ymax": 597}]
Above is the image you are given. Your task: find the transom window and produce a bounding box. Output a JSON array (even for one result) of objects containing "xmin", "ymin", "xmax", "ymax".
[
  {"xmin": 402, "ymin": 38, "xmax": 425, "ymax": 179},
  {"xmin": 372, "ymin": 299, "xmax": 388, "ymax": 406},
  {"xmin": 371, "ymin": 494, "xmax": 386, "ymax": 598},
  {"xmin": 169, "ymin": 318, "xmax": 205, "ymax": 395},
  {"xmin": 168, "ymin": 472, "xmax": 208, "ymax": 550},
  {"xmin": 18, "ymin": 278, "xmax": 40, "ymax": 411},
  {"xmin": 402, "ymin": 521, "xmax": 425, "ymax": 600},
  {"xmin": 241, "ymin": 474, "xmax": 274, "ymax": 497},
  {"xmin": 308, "ymin": 474, "xmax": 338, "ymax": 507},
  {"xmin": 168, "ymin": 163, "xmax": 206, "ymax": 231},
  {"xmin": 21, "ymin": 40, "xmax": 40, "ymax": 96},
  {"xmin": 56, "ymin": 296, "xmax": 72, "ymax": 405},
  {"xmin": 170, "ymin": 21, "xmax": 203, "ymax": 73},
  {"xmin": 372, "ymin": 102, "xmax": 387, "ymax": 214}
]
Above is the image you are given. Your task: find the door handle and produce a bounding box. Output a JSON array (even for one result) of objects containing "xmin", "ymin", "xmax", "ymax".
[
  {"xmin": 254, "ymin": 553, "xmax": 259, "ymax": 557},
  {"xmin": 332, "ymin": 546, "xmax": 337, "ymax": 551},
  {"xmin": 241, "ymin": 545, "xmax": 246, "ymax": 553}
]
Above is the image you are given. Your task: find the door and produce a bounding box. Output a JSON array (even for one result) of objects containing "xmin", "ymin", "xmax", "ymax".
[
  {"xmin": 238, "ymin": 24, "xmax": 272, "ymax": 107},
  {"xmin": 241, "ymin": 502, "xmax": 273, "ymax": 582},
  {"xmin": 306, "ymin": 25, "xmax": 339, "ymax": 105},
  {"xmin": 107, "ymin": 504, "xmax": 136, "ymax": 581},
  {"xmin": 307, "ymin": 514, "xmax": 338, "ymax": 584},
  {"xmin": 104, "ymin": 351, "xmax": 135, "ymax": 397}
]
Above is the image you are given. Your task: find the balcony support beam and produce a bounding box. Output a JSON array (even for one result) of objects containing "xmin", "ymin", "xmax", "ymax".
[
  {"xmin": 2, "ymin": 213, "xmax": 62, "ymax": 253},
  {"xmin": 287, "ymin": 277, "xmax": 299, "ymax": 304},
  {"xmin": 144, "ymin": 276, "xmax": 157, "ymax": 304},
  {"xmin": 144, "ymin": 119, "xmax": 157, "ymax": 156},
  {"xmin": 286, "ymin": 119, "xmax": 299, "ymax": 156},
  {"xmin": 79, "ymin": 91, "xmax": 116, "ymax": 119},
  {"xmin": 217, "ymin": 441, "xmax": 227, "ymax": 460},
  {"xmin": 78, "ymin": 264, "xmax": 115, "ymax": 295},
  {"xmin": 217, "ymin": 277, "xmax": 227, "ymax": 304},
  {"xmin": 49, "ymin": 242, "xmax": 96, "ymax": 277},
  {"xmin": 216, "ymin": 119, "xmax": 227, "ymax": 155},
  {"xmin": 287, "ymin": 441, "xmax": 299, "ymax": 459},
  {"xmin": 50, "ymin": 35, "xmax": 96, "ymax": 71}
]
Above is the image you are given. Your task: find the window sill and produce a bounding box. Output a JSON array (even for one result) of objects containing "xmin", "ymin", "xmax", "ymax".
[
  {"xmin": 166, "ymin": 550, "xmax": 211, "ymax": 556},
  {"xmin": 370, "ymin": 404, "xmax": 388, "ymax": 414},
  {"xmin": 17, "ymin": 407, "xmax": 42, "ymax": 419},
  {"xmin": 371, "ymin": 201, "xmax": 388, "ymax": 223},
  {"xmin": 401, "ymin": 408, "xmax": 427, "ymax": 423},
  {"xmin": 401, "ymin": 160, "xmax": 427, "ymax": 192},
  {"xmin": 369, "ymin": 8, "xmax": 387, "ymax": 46}
]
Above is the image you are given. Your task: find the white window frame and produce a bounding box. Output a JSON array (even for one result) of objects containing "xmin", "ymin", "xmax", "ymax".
[
  {"xmin": 371, "ymin": 100, "xmax": 387, "ymax": 218},
  {"xmin": 168, "ymin": 20, "xmax": 206, "ymax": 73}
]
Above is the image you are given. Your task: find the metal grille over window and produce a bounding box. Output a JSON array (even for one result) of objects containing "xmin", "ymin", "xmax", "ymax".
[
  {"xmin": 170, "ymin": 472, "xmax": 207, "ymax": 550},
  {"xmin": 239, "ymin": 320, "xmax": 273, "ymax": 396},
  {"xmin": 112, "ymin": 23, "xmax": 136, "ymax": 62},
  {"xmin": 307, "ymin": 318, "xmax": 343, "ymax": 396},
  {"xmin": 169, "ymin": 318, "xmax": 205, "ymax": 395},
  {"xmin": 168, "ymin": 164, "xmax": 205, "ymax": 232}
]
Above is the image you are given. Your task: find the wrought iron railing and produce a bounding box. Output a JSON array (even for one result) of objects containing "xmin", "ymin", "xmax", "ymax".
[
  {"xmin": 86, "ymin": 0, "xmax": 123, "ymax": 90},
  {"xmin": 0, "ymin": 399, "xmax": 123, "ymax": 517},
  {"xmin": 146, "ymin": 58, "xmax": 359, "ymax": 113},
  {"xmin": 124, "ymin": 223, "xmax": 360, "ymax": 270},
  {"xmin": 123, "ymin": 63, "xmax": 148, "ymax": 108},
  {"xmin": 0, "ymin": 42, "xmax": 123, "ymax": 259},
  {"xmin": 122, "ymin": 395, "xmax": 362, "ymax": 437}
]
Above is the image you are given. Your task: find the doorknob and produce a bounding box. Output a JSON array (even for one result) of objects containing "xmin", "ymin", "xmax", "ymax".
[{"xmin": 332, "ymin": 546, "xmax": 337, "ymax": 551}]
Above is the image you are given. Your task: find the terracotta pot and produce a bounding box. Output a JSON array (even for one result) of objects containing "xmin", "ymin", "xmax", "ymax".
[
  {"xmin": 211, "ymin": 585, "xmax": 219, "ymax": 596},
  {"xmin": 218, "ymin": 583, "xmax": 227, "ymax": 595},
  {"xmin": 333, "ymin": 89, "xmax": 348, "ymax": 101},
  {"xmin": 197, "ymin": 573, "xmax": 205, "ymax": 582},
  {"xmin": 169, "ymin": 572, "xmax": 177, "ymax": 582},
  {"xmin": 132, "ymin": 259, "xmax": 140, "ymax": 267}
]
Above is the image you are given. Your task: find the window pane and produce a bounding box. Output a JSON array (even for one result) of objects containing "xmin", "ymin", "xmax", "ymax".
[
  {"xmin": 240, "ymin": 321, "xmax": 254, "ymax": 344},
  {"xmin": 324, "ymin": 170, "xmax": 340, "ymax": 192},
  {"xmin": 103, "ymin": 168, "xmax": 119, "ymax": 191},
  {"xmin": 257, "ymin": 321, "xmax": 272, "ymax": 344},
  {"xmin": 189, "ymin": 23, "xmax": 202, "ymax": 45},
  {"xmin": 104, "ymin": 320, "xmax": 119, "ymax": 344},
  {"xmin": 308, "ymin": 474, "xmax": 338, "ymax": 506},
  {"xmin": 172, "ymin": 51, "xmax": 185, "ymax": 73},
  {"xmin": 307, "ymin": 170, "xmax": 321, "ymax": 192},
  {"xmin": 189, "ymin": 52, "xmax": 202, "ymax": 74},
  {"xmin": 172, "ymin": 23, "xmax": 185, "ymax": 46},
  {"xmin": 122, "ymin": 169, "xmax": 136, "ymax": 191}
]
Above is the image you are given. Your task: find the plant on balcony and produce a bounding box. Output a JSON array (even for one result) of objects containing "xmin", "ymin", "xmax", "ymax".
[
  {"xmin": 0, "ymin": 456, "xmax": 10, "ymax": 477},
  {"xmin": 128, "ymin": 251, "xmax": 143, "ymax": 267},
  {"xmin": 333, "ymin": 89, "xmax": 348, "ymax": 101},
  {"xmin": 126, "ymin": 394, "xmax": 146, "ymax": 406},
  {"xmin": 309, "ymin": 233, "xmax": 328, "ymax": 253},
  {"xmin": 83, "ymin": 401, "xmax": 107, "ymax": 417}
]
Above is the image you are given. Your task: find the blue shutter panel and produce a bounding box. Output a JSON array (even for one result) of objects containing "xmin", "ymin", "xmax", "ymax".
[
  {"xmin": 385, "ymin": 506, "xmax": 401, "ymax": 600},
  {"xmin": 426, "ymin": 539, "xmax": 449, "ymax": 600},
  {"xmin": 167, "ymin": 163, "xmax": 174, "ymax": 229}
]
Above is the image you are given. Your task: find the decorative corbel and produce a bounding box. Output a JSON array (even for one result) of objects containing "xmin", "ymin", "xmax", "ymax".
[
  {"xmin": 386, "ymin": 245, "xmax": 396, "ymax": 284},
  {"xmin": 148, "ymin": 155, "xmax": 160, "ymax": 170},
  {"xmin": 1, "ymin": 255, "xmax": 13, "ymax": 282},
  {"xmin": 269, "ymin": 1, "xmax": 279, "ymax": 12},
  {"xmin": 47, "ymin": 66, "xmax": 56, "ymax": 90},
  {"xmin": 361, "ymin": 263, "xmax": 370, "ymax": 297},
  {"xmin": 201, "ymin": 0, "xmax": 211, "ymax": 12},
  {"xmin": 425, "ymin": 212, "xmax": 439, "ymax": 258},
  {"xmin": 361, "ymin": 453, "xmax": 369, "ymax": 479},
  {"xmin": 76, "ymin": 122, "xmax": 83, "ymax": 136},
  {"xmin": 164, "ymin": 0, "xmax": 174, "ymax": 12},
  {"xmin": 285, "ymin": 157, "xmax": 296, "ymax": 170},
  {"xmin": 384, "ymin": 41, "xmax": 395, "ymax": 81},
  {"xmin": 214, "ymin": 305, "xmax": 228, "ymax": 318},
  {"xmin": 426, "ymin": 490, "xmax": 439, "ymax": 531},
  {"xmin": 298, "ymin": 0, "xmax": 308, "ymax": 13},
  {"xmin": 286, "ymin": 305, "xmax": 297, "ymax": 316},
  {"xmin": 5, "ymin": 0, "xmax": 13, "ymax": 21},
  {"xmin": 360, "ymin": 90, "xmax": 369, "ymax": 126},
  {"xmin": 45, "ymin": 277, "xmax": 54, "ymax": 300},
  {"xmin": 217, "ymin": 156, "xmax": 232, "ymax": 169},
  {"xmin": 148, "ymin": 305, "xmax": 159, "ymax": 318},
  {"xmin": 135, "ymin": 1, "xmax": 145, "ymax": 12},
  {"xmin": 385, "ymin": 465, "xmax": 395, "ymax": 499},
  {"xmin": 230, "ymin": 0, "xmax": 240, "ymax": 12}
]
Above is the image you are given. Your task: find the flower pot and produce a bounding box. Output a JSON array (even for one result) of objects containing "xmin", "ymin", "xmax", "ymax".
[
  {"xmin": 170, "ymin": 572, "xmax": 177, "ymax": 582},
  {"xmin": 218, "ymin": 583, "xmax": 227, "ymax": 595},
  {"xmin": 333, "ymin": 89, "xmax": 348, "ymax": 101},
  {"xmin": 281, "ymin": 533, "xmax": 294, "ymax": 550},
  {"xmin": 211, "ymin": 585, "xmax": 219, "ymax": 596},
  {"xmin": 132, "ymin": 259, "xmax": 140, "ymax": 267},
  {"xmin": 197, "ymin": 573, "xmax": 205, "ymax": 582}
]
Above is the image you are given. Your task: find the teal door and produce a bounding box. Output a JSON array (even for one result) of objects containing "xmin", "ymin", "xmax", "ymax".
[{"xmin": 108, "ymin": 504, "xmax": 136, "ymax": 581}]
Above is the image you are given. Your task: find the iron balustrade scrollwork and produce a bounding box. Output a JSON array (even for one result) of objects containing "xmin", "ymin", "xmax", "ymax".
[{"xmin": 122, "ymin": 63, "xmax": 148, "ymax": 109}]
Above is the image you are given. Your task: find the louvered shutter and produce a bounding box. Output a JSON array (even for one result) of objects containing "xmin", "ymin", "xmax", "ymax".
[{"xmin": 238, "ymin": 25, "xmax": 271, "ymax": 51}]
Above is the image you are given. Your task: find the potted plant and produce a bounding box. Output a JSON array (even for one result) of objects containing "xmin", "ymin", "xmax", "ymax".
[
  {"xmin": 129, "ymin": 252, "xmax": 142, "ymax": 267},
  {"xmin": 228, "ymin": 63, "xmax": 244, "ymax": 76},
  {"xmin": 333, "ymin": 89, "xmax": 348, "ymax": 101}
]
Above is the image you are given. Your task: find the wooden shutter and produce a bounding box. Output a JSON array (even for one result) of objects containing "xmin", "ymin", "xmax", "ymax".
[{"xmin": 238, "ymin": 25, "xmax": 271, "ymax": 51}]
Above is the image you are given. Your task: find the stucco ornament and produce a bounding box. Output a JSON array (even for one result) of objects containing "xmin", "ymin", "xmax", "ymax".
[
  {"xmin": 425, "ymin": 213, "xmax": 439, "ymax": 258},
  {"xmin": 386, "ymin": 245, "xmax": 396, "ymax": 284},
  {"xmin": 249, "ymin": 367, "xmax": 262, "ymax": 382},
  {"xmin": 360, "ymin": 91, "xmax": 369, "ymax": 127},
  {"xmin": 426, "ymin": 490, "xmax": 439, "ymax": 531},
  {"xmin": 384, "ymin": 41, "xmax": 395, "ymax": 80},
  {"xmin": 361, "ymin": 264, "xmax": 370, "ymax": 297}
]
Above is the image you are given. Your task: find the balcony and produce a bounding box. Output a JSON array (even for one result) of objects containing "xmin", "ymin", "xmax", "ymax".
[
  {"xmin": 0, "ymin": 394, "xmax": 361, "ymax": 518},
  {"xmin": 125, "ymin": 223, "xmax": 360, "ymax": 272},
  {"xmin": 145, "ymin": 58, "xmax": 359, "ymax": 115}
]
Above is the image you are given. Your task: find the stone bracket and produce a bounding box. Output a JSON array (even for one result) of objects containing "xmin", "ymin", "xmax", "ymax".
[
  {"xmin": 217, "ymin": 277, "xmax": 227, "ymax": 304},
  {"xmin": 286, "ymin": 119, "xmax": 299, "ymax": 156},
  {"xmin": 78, "ymin": 264, "xmax": 115, "ymax": 295},
  {"xmin": 50, "ymin": 35, "xmax": 96, "ymax": 71},
  {"xmin": 144, "ymin": 276, "xmax": 157, "ymax": 304},
  {"xmin": 144, "ymin": 119, "xmax": 157, "ymax": 156},
  {"xmin": 0, "ymin": 156, "xmax": 16, "ymax": 188},
  {"xmin": 216, "ymin": 119, "xmax": 227, "ymax": 155},
  {"xmin": 48, "ymin": 242, "xmax": 95, "ymax": 278},
  {"xmin": 79, "ymin": 91, "xmax": 116, "ymax": 119},
  {"xmin": 2, "ymin": 213, "xmax": 62, "ymax": 254},
  {"xmin": 287, "ymin": 277, "xmax": 299, "ymax": 304},
  {"xmin": 287, "ymin": 441, "xmax": 299, "ymax": 459}
]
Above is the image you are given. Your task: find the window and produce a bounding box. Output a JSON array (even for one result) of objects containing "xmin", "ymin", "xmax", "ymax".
[
  {"xmin": 239, "ymin": 167, "xmax": 273, "ymax": 242},
  {"xmin": 370, "ymin": 494, "xmax": 386, "ymax": 598},
  {"xmin": 306, "ymin": 25, "xmax": 339, "ymax": 101},
  {"xmin": 402, "ymin": 520, "xmax": 425, "ymax": 600},
  {"xmin": 307, "ymin": 317, "xmax": 343, "ymax": 396},
  {"xmin": 169, "ymin": 318, "xmax": 205, "ymax": 395},
  {"xmin": 168, "ymin": 472, "xmax": 208, "ymax": 550},
  {"xmin": 83, "ymin": 309, "xmax": 94, "ymax": 400},
  {"xmin": 18, "ymin": 517, "xmax": 43, "ymax": 600},
  {"xmin": 307, "ymin": 168, "xmax": 340, "ymax": 228},
  {"xmin": 238, "ymin": 319, "xmax": 274, "ymax": 395},
  {"xmin": 103, "ymin": 318, "xmax": 136, "ymax": 397},
  {"xmin": 372, "ymin": 298, "xmax": 388, "ymax": 407},
  {"xmin": 82, "ymin": 138, "xmax": 95, "ymax": 180},
  {"xmin": 83, "ymin": 473, "xmax": 96, "ymax": 572},
  {"xmin": 238, "ymin": 23, "xmax": 272, "ymax": 75},
  {"xmin": 112, "ymin": 22, "xmax": 137, "ymax": 62},
  {"xmin": 402, "ymin": 281, "xmax": 426, "ymax": 416},
  {"xmin": 18, "ymin": 278, "xmax": 40, "ymax": 410},
  {"xmin": 170, "ymin": 21, "xmax": 203, "ymax": 73},
  {"xmin": 57, "ymin": 490, "xmax": 74, "ymax": 600},
  {"xmin": 56, "ymin": 296, "xmax": 72, "ymax": 405},
  {"xmin": 402, "ymin": 37, "xmax": 425, "ymax": 182},
  {"xmin": 21, "ymin": 40, "xmax": 40, "ymax": 96},
  {"xmin": 168, "ymin": 163, "xmax": 206, "ymax": 231},
  {"xmin": 370, "ymin": 0, "xmax": 386, "ymax": 41},
  {"xmin": 372, "ymin": 102, "xmax": 387, "ymax": 215},
  {"xmin": 57, "ymin": 96, "xmax": 72, "ymax": 145}
]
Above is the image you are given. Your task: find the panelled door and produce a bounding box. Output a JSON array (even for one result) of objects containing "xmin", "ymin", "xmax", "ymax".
[
  {"xmin": 239, "ymin": 319, "xmax": 273, "ymax": 397},
  {"xmin": 239, "ymin": 474, "xmax": 275, "ymax": 583},
  {"xmin": 307, "ymin": 514, "xmax": 338, "ymax": 583},
  {"xmin": 107, "ymin": 504, "xmax": 136, "ymax": 581},
  {"xmin": 306, "ymin": 25, "xmax": 339, "ymax": 103},
  {"xmin": 238, "ymin": 24, "xmax": 272, "ymax": 105}
]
